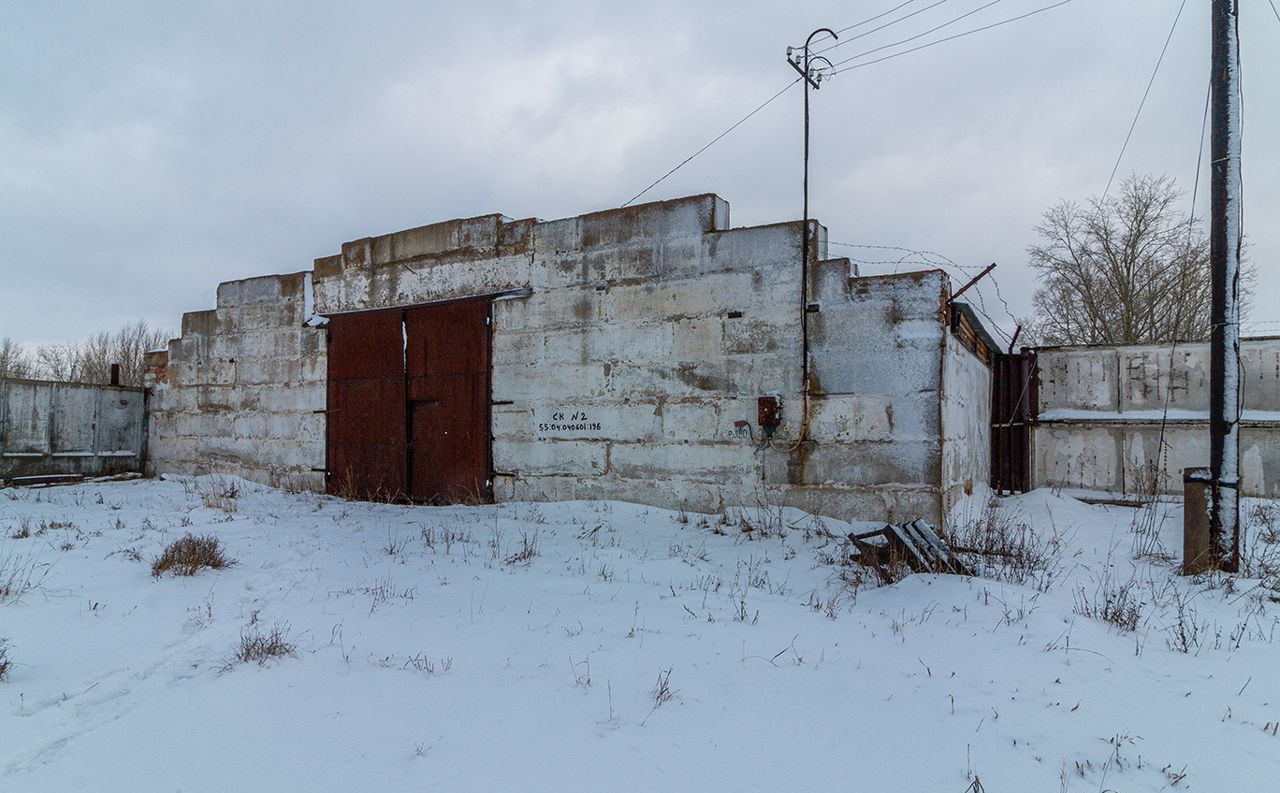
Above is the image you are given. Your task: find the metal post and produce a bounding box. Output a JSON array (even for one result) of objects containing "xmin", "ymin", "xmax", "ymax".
[
  {"xmin": 1209, "ymin": 0, "xmax": 1241, "ymax": 572},
  {"xmin": 1183, "ymin": 467, "xmax": 1214, "ymax": 575},
  {"xmin": 786, "ymin": 29, "xmax": 835, "ymax": 446}
]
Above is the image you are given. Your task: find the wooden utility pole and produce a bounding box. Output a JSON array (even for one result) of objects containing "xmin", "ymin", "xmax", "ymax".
[{"xmin": 1208, "ymin": 0, "xmax": 1242, "ymax": 571}]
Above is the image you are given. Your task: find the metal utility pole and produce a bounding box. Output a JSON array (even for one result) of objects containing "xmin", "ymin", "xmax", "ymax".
[
  {"xmin": 784, "ymin": 29, "xmax": 835, "ymax": 446},
  {"xmin": 1209, "ymin": 0, "xmax": 1242, "ymax": 572}
]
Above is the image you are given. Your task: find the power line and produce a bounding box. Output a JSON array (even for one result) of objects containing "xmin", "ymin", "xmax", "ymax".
[
  {"xmin": 1270, "ymin": 0, "xmax": 1280, "ymax": 25},
  {"xmin": 828, "ymin": 0, "xmax": 1006, "ymax": 68},
  {"xmin": 1188, "ymin": 73, "xmax": 1211, "ymax": 246},
  {"xmin": 829, "ymin": 0, "xmax": 1079, "ymax": 76},
  {"xmin": 810, "ymin": 0, "xmax": 954, "ymax": 55},
  {"xmin": 624, "ymin": 1, "xmax": 1080, "ymax": 211},
  {"xmin": 1101, "ymin": 0, "xmax": 1188, "ymax": 198},
  {"xmin": 620, "ymin": 78, "xmax": 800, "ymax": 208},
  {"xmin": 797, "ymin": 1, "xmax": 923, "ymax": 49}
]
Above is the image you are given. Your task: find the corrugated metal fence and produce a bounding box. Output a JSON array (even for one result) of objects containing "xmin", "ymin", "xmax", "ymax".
[{"xmin": 0, "ymin": 377, "xmax": 145, "ymax": 482}]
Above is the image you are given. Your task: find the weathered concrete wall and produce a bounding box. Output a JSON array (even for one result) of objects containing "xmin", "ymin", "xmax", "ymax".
[
  {"xmin": 311, "ymin": 195, "xmax": 829, "ymax": 516},
  {"xmin": 0, "ymin": 378, "xmax": 144, "ymax": 481},
  {"xmin": 941, "ymin": 331, "xmax": 992, "ymax": 518},
  {"xmin": 809, "ymin": 268, "xmax": 952, "ymax": 525},
  {"xmin": 144, "ymin": 272, "xmax": 326, "ymax": 490},
  {"xmin": 147, "ymin": 194, "xmax": 993, "ymax": 526},
  {"xmin": 1033, "ymin": 337, "xmax": 1280, "ymax": 497}
]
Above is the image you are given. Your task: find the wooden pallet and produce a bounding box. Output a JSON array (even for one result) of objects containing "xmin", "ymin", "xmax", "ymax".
[{"xmin": 848, "ymin": 519, "xmax": 974, "ymax": 579}]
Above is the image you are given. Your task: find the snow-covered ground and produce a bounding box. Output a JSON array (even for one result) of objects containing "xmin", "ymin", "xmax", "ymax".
[{"xmin": 2, "ymin": 477, "xmax": 1278, "ymax": 792}]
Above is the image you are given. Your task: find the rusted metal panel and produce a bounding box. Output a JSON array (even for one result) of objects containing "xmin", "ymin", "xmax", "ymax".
[
  {"xmin": 990, "ymin": 350, "xmax": 1037, "ymax": 494},
  {"xmin": 405, "ymin": 298, "xmax": 492, "ymax": 503},
  {"xmin": 325, "ymin": 298, "xmax": 492, "ymax": 503},
  {"xmin": 325, "ymin": 309, "xmax": 406, "ymax": 498}
]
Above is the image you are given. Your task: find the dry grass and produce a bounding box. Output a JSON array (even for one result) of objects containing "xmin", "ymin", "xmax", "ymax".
[
  {"xmin": 151, "ymin": 533, "xmax": 235, "ymax": 578},
  {"xmin": 234, "ymin": 622, "xmax": 296, "ymax": 666},
  {"xmin": 1073, "ymin": 576, "xmax": 1145, "ymax": 632},
  {"xmin": 0, "ymin": 638, "xmax": 11, "ymax": 681},
  {"xmin": 502, "ymin": 529, "xmax": 541, "ymax": 566},
  {"xmin": 197, "ymin": 479, "xmax": 240, "ymax": 513},
  {"xmin": 1, "ymin": 547, "xmax": 50, "ymax": 604},
  {"xmin": 951, "ymin": 496, "xmax": 1068, "ymax": 593}
]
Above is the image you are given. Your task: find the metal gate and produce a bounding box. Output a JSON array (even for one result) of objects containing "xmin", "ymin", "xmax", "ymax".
[
  {"xmin": 990, "ymin": 349, "xmax": 1037, "ymax": 494},
  {"xmin": 405, "ymin": 299, "xmax": 492, "ymax": 502},
  {"xmin": 326, "ymin": 298, "xmax": 492, "ymax": 502}
]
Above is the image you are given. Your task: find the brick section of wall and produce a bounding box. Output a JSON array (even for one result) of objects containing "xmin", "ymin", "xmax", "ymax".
[{"xmin": 145, "ymin": 271, "xmax": 326, "ymax": 491}]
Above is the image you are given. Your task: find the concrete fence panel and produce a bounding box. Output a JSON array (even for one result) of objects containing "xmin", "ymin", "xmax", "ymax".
[{"xmin": 0, "ymin": 378, "xmax": 145, "ymax": 481}]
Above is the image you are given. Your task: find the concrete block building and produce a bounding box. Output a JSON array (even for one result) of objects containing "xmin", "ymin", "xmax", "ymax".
[{"xmin": 144, "ymin": 194, "xmax": 997, "ymax": 527}]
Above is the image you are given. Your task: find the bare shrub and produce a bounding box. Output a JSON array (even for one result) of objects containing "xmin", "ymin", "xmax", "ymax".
[
  {"xmin": 951, "ymin": 497, "xmax": 1067, "ymax": 592},
  {"xmin": 734, "ymin": 495, "xmax": 789, "ymax": 540},
  {"xmin": 1129, "ymin": 463, "xmax": 1175, "ymax": 561},
  {"xmin": 1249, "ymin": 502, "xmax": 1280, "ymax": 545},
  {"xmin": 151, "ymin": 534, "xmax": 235, "ymax": 578},
  {"xmin": 1073, "ymin": 576, "xmax": 1144, "ymax": 632},
  {"xmin": 234, "ymin": 622, "xmax": 296, "ymax": 666},
  {"xmin": 1242, "ymin": 503, "xmax": 1280, "ymax": 593},
  {"xmin": 1164, "ymin": 589, "xmax": 1208, "ymax": 654}
]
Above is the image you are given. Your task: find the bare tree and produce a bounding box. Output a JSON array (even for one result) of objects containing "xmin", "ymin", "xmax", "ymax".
[
  {"xmin": 34, "ymin": 341, "xmax": 77, "ymax": 381},
  {"xmin": 28, "ymin": 321, "xmax": 170, "ymax": 386},
  {"xmin": 1023, "ymin": 174, "xmax": 1243, "ymax": 346},
  {"xmin": 0, "ymin": 337, "xmax": 33, "ymax": 379},
  {"xmin": 99, "ymin": 320, "xmax": 170, "ymax": 386}
]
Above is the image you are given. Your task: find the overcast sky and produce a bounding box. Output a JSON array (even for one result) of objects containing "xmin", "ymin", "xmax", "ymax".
[{"xmin": 3, "ymin": 0, "xmax": 1277, "ymax": 347}]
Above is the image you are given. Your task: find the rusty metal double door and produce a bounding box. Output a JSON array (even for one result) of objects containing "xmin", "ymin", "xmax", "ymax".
[
  {"xmin": 326, "ymin": 298, "xmax": 492, "ymax": 503},
  {"xmin": 990, "ymin": 349, "xmax": 1037, "ymax": 494}
]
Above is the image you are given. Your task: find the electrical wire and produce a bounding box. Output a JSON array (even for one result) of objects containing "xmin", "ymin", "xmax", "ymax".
[
  {"xmin": 827, "ymin": 0, "xmax": 1006, "ymax": 67},
  {"xmin": 809, "ymin": 0, "xmax": 954, "ymax": 55},
  {"xmin": 795, "ymin": 1, "xmax": 924, "ymax": 49},
  {"xmin": 829, "ymin": 0, "xmax": 1078, "ymax": 76},
  {"xmin": 1270, "ymin": 0, "xmax": 1280, "ymax": 25},
  {"xmin": 1102, "ymin": 0, "xmax": 1188, "ymax": 199},
  {"xmin": 620, "ymin": 78, "xmax": 800, "ymax": 208},
  {"xmin": 1146, "ymin": 71, "xmax": 1212, "ymax": 531}
]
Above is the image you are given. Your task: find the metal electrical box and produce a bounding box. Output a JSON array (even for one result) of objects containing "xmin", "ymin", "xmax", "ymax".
[{"xmin": 757, "ymin": 395, "xmax": 782, "ymax": 435}]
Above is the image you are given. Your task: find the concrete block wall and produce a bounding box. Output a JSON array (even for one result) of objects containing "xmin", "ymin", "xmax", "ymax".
[
  {"xmin": 311, "ymin": 194, "xmax": 825, "ymax": 517},
  {"xmin": 145, "ymin": 271, "xmax": 326, "ymax": 490},
  {"xmin": 941, "ymin": 328, "xmax": 993, "ymax": 519},
  {"xmin": 1032, "ymin": 337, "xmax": 1280, "ymax": 497},
  {"xmin": 809, "ymin": 268, "xmax": 956, "ymax": 525},
  {"xmin": 147, "ymin": 193, "xmax": 995, "ymax": 528}
]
